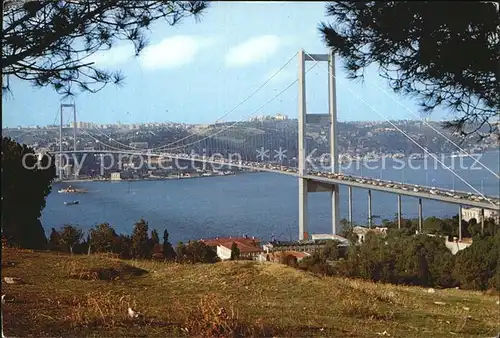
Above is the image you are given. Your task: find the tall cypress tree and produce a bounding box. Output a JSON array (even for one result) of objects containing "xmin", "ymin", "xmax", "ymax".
[
  {"xmin": 162, "ymin": 228, "xmax": 176, "ymax": 261},
  {"xmin": 2, "ymin": 137, "xmax": 55, "ymax": 249},
  {"xmin": 131, "ymin": 218, "xmax": 151, "ymax": 259}
]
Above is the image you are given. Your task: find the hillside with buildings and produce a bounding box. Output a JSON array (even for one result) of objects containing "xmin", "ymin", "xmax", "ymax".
[
  {"xmin": 2, "ymin": 247, "xmax": 499, "ymax": 337},
  {"xmin": 4, "ymin": 117, "xmax": 498, "ymax": 161}
]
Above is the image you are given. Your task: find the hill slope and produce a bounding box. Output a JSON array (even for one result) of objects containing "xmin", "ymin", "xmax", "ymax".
[{"xmin": 2, "ymin": 248, "xmax": 499, "ymax": 337}]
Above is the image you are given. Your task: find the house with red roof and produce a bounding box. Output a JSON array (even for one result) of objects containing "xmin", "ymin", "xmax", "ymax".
[{"xmin": 200, "ymin": 235, "xmax": 263, "ymax": 260}]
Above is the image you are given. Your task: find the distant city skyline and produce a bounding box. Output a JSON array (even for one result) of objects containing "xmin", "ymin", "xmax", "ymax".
[
  {"xmin": 3, "ymin": 2, "xmax": 451, "ymax": 128},
  {"xmin": 3, "ymin": 116, "xmax": 444, "ymax": 130}
]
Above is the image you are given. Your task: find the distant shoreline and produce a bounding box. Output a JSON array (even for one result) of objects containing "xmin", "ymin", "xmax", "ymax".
[{"xmin": 54, "ymin": 170, "xmax": 257, "ymax": 184}]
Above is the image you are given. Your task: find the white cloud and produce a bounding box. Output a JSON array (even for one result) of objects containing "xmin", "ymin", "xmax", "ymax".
[
  {"xmin": 139, "ymin": 35, "xmax": 215, "ymax": 70},
  {"xmin": 85, "ymin": 44, "xmax": 135, "ymax": 68},
  {"xmin": 225, "ymin": 35, "xmax": 282, "ymax": 67},
  {"xmin": 84, "ymin": 36, "xmax": 214, "ymax": 71}
]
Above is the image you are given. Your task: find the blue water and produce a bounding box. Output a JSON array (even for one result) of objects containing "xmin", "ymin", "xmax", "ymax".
[{"xmin": 41, "ymin": 151, "xmax": 500, "ymax": 244}]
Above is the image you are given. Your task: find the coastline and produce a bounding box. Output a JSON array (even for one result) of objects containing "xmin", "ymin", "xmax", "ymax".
[
  {"xmin": 55, "ymin": 170, "xmax": 258, "ymax": 184},
  {"xmin": 54, "ymin": 149, "xmax": 499, "ymax": 184}
]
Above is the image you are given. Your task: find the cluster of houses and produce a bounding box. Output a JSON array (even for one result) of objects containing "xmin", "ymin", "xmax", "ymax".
[
  {"xmin": 200, "ymin": 224, "xmax": 474, "ymax": 262},
  {"xmin": 199, "ymin": 228, "xmax": 375, "ymax": 263}
]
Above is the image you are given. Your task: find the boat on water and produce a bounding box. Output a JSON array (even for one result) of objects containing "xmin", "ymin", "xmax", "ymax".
[
  {"xmin": 64, "ymin": 200, "xmax": 79, "ymax": 206},
  {"xmin": 58, "ymin": 184, "xmax": 76, "ymax": 193},
  {"xmin": 58, "ymin": 188, "xmax": 75, "ymax": 193},
  {"xmin": 58, "ymin": 185, "xmax": 87, "ymax": 193}
]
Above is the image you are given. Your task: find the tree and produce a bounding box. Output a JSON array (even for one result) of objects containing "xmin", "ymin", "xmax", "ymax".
[
  {"xmin": 319, "ymin": 2, "xmax": 500, "ymax": 140},
  {"xmin": 483, "ymin": 218, "xmax": 499, "ymax": 237},
  {"xmin": 151, "ymin": 229, "xmax": 160, "ymax": 246},
  {"xmin": 115, "ymin": 234, "xmax": 133, "ymax": 259},
  {"xmin": 186, "ymin": 241, "xmax": 217, "ymax": 264},
  {"xmin": 85, "ymin": 233, "xmax": 91, "ymax": 255},
  {"xmin": 320, "ymin": 240, "xmax": 342, "ymax": 261},
  {"xmin": 131, "ymin": 218, "xmax": 151, "ymax": 259},
  {"xmin": 89, "ymin": 222, "xmax": 117, "ymax": 253},
  {"xmin": 48, "ymin": 227, "xmax": 62, "ymax": 251},
  {"xmin": 230, "ymin": 242, "xmax": 240, "ymax": 261},
  {"xmin": 2, "ymin": 1, "xmax": 208, "ymax": 96},
  {"xmin": 162, "ymin": 228, "xmax": 176, "ymax": 261},
  {"xmin": 1, "ymin": 137, "xmax": 55, "ymax": 249},
  {"xmin": 174, "ymin": 240, "xmax": 217, "ymax": 263},
  {"xmin": 340, "ymin": 218, "xmax": 357, "ymax": 244},
  {"xmin": 454, "ymin": 233, "xmax": 499, "ymax": 290},
  {"xmin": 467, "ymin": 218, "xmax": 482, "ymax": 238},
  {"xmin": 424, "ymin": 216, "xmax": 445, "ymax": 235},
  {"xmin": 59, "ymin": 224, "xmax": 83, "ymax": 254},
  {"xmin": 175, "ymin": 241, "xmax": 188, "ymax": 262}
]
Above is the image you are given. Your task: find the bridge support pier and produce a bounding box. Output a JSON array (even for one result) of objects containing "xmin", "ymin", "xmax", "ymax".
[
  {"xmin": 458, "ymin": 205, "xmax": 462, "ymax": 241},
  {"xmin": 397, "ymin": 195, "xmax": 402, "ymax": 229},
  {"xmin": 348, "ymin": 186, "xmax": 353, "ymax": 226},
  {"xmin": 328, "ymin": 49, "xmax": 340, "ymax": 236},
  {"xmin": 58, "ymin": 103, "xmax": 78, "ymax": 179},
  {"xmin": 481, "ymin": 208, "xmax": 485, "ymax": 235},
  {"xmin": 368, "ymin": 190, "xmax": 372, "ymax": 228},
  {"xmin": 331, "ymin": 185, "xmax": 340, "ymax": 235},
  {"xmin": 297, "ymin": 49, "xmax": 340, "ymax": 240},
  {"xmin": 59, "ymin": 105, "xmax": 64, "ymax": 179},
  {"xmin": 299, "ymin": 178, "xmax": 309, "ymax": 240},
  {"xmin": 418, "ymin": 198, "xmax": 423, "ymax": 233}
]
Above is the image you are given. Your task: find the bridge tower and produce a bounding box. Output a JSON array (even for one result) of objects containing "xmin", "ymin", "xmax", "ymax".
[
  {"xmin": 297, "ymin": 49, "xmax": 340, "ymax": 240},
  {"xmin": 58, "ymin": 103, "xmax": 77, "ymax": 179}
]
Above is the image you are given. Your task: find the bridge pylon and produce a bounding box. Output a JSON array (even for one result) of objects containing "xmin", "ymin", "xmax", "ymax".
[
  {"xmin": 297, "ymin": 49, "xmax": 340, "ymax": 240},
  {"xmin": 58, "ymin": 103, "xmax": 78, "ymax": 179}
]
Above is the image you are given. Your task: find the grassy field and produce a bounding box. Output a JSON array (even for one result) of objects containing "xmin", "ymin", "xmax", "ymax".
[{"xmin": 2, "ymin": 248, "xmax": 499, "ymax": 337}]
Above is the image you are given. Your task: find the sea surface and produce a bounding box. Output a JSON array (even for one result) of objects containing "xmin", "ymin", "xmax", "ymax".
[{"xmin": 42, "ymin": 151, "xmax": 500, "ymax": 244}]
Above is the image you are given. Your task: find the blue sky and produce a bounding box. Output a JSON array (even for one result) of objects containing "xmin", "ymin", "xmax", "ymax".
[{"xmin": 3, "ymin": 1, "xmax": 451, "ymax": 127}]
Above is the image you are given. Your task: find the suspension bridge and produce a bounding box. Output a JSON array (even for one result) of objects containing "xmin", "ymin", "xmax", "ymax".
[{"xmin": 32, "ymin": 49, "xmax": 500, "ymax": 240}]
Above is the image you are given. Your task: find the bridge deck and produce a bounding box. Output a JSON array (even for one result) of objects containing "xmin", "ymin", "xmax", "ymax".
[{"xmin": 53, "ymin": 150, "xmax": 500, "ymax": 211}]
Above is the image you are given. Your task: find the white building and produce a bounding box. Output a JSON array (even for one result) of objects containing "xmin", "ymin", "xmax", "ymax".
[
  {"xmin": 70, "ymin": 121, "xmax": 93, "ymax": 129},
  {"xmin": 310, "ymin": 234, "xmax": 350, "ymax": 246},
  {"xmin": 462, "ymin": 207, "xmax": 499, "ymax": 224},
  {"xmin": 250, "ymin": 113, "xmax": 289, "ymax": 122},
  {"xmin": 110, "ymin": 172, "xmax": 121, "ymax": 181},
  {"xmin": 352, "ymin": 226, "xmax": 388, "ymax": 243},
  {"xmin": 201, "ymin": 236, "xmax": 263, "ymax": 261},
  {"xmin": 445, "ymin": 238, "xmax": 472, "ymax": 255},
  {"xmin": 216, "ymin": 245, "xmax": 232, "ymax": 261},
  {"xmin": 275, "ymin": 113, "xmax": 288, "ymax": 121}
]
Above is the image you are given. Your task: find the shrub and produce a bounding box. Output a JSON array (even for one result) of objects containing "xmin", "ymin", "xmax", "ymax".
[
  {"xmin": 230, "ymin": 242, "xmax": 240, "ymax": 261},
  {"xmin": 295, "ymin": 230, "xmax": 464, "ymax": 289},
  {"xmin": 453, "ymin": 233, "xmax": 500, "ymax": 290},
  {"xmin": 280, "ymin": 254, "xmax": 298, "ymax": 267}
]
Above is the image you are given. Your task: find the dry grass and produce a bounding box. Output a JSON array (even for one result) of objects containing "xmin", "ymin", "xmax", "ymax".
[
  {"xmin": 2, "ymin": 248, "xmax": 499, "ymax": 337},
  {"xmin": 62, "ymin": 259, "xmax": 147, "ymax": 281},
  {"xmin": 65, "ymin": 292, "xmax": 137, "ymax": 327},
  {"xmin": 175, "ymin": 293, "xmax": 273, "ymax": 337}
]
